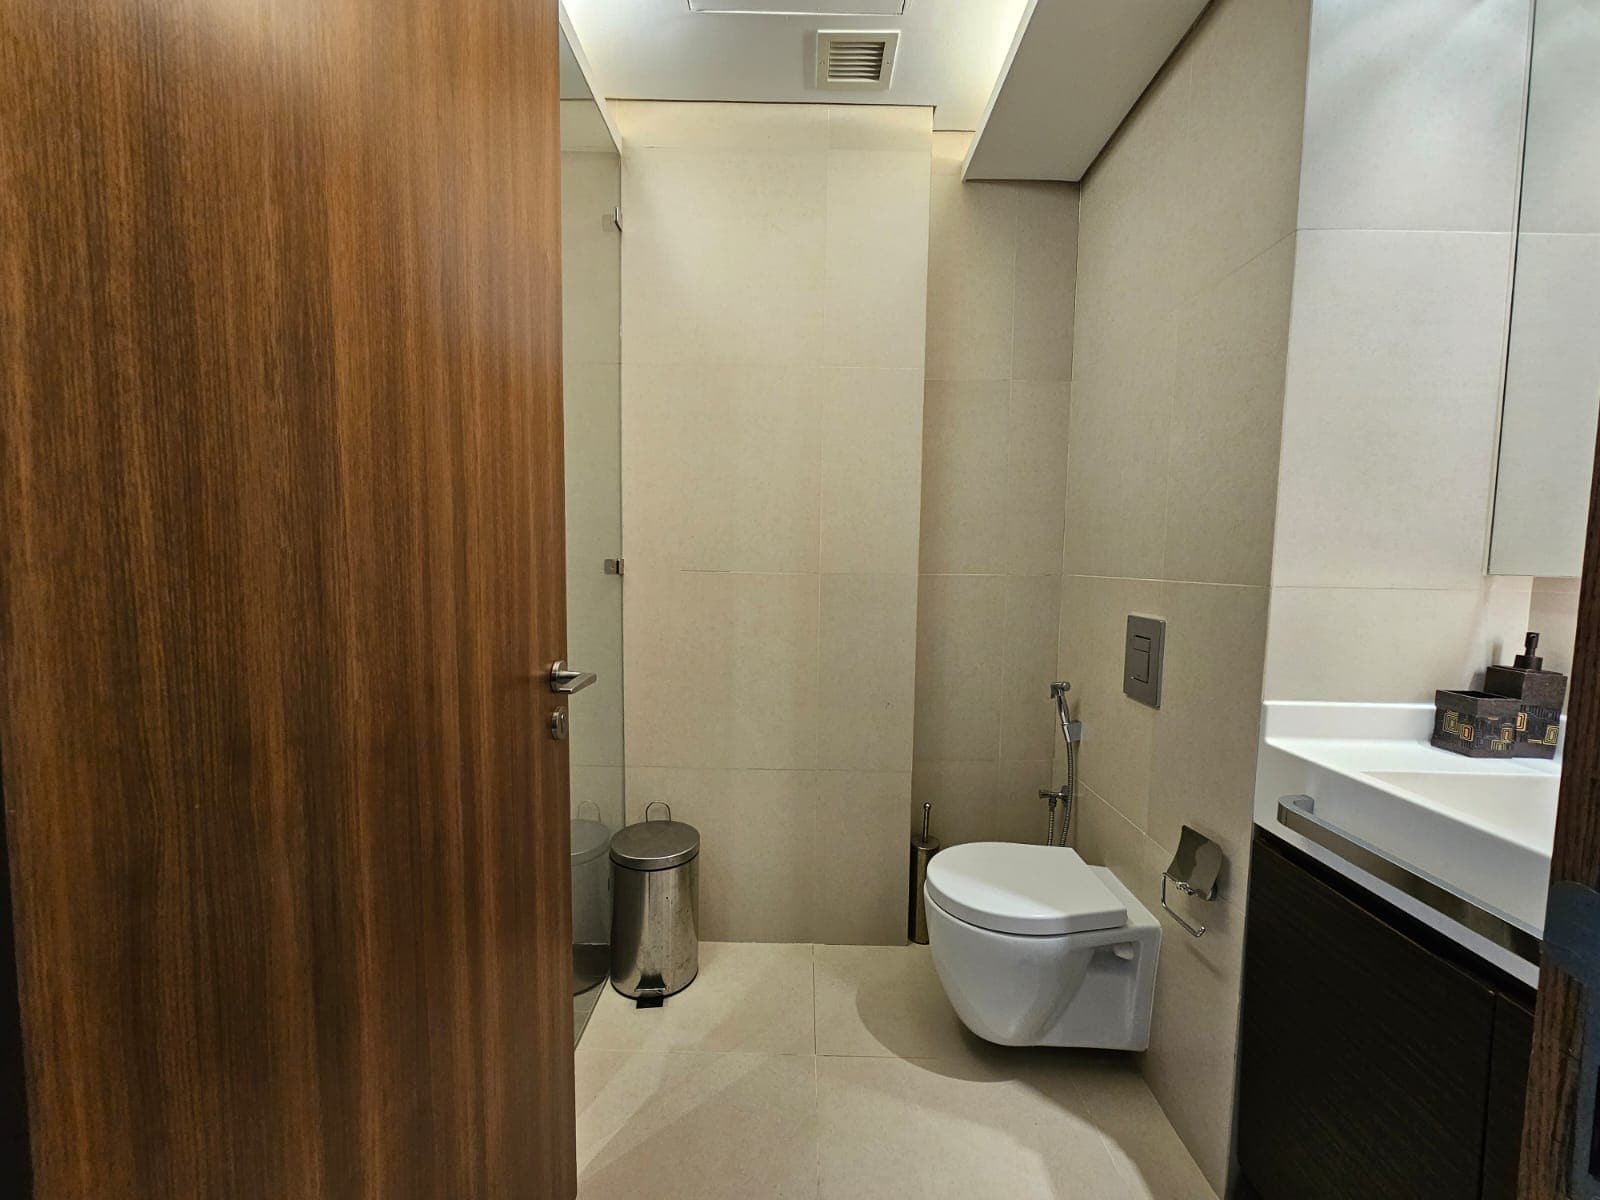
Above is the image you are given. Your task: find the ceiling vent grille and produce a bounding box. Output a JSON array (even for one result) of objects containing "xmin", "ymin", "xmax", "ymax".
[{"xmin": 815, "ymin": 30, "xmax": 898, "ymax": 91}]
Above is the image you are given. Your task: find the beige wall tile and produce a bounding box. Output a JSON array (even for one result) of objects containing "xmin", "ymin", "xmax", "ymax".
[
  {"xmin": 996, "ymin": 759, "xmax": 1056, "ymax": 846},
  {"xmin": 619, "ymin": 104, "xmax": 929, "ymax": 942},
  {"xmin": 826, "ymin": 104, "xmax": 934, "ymax": 151},
  {"xmin": 1070, "ymin": 786, "xmax": 1149, "ymax": 895},
  {"xmin": 820, "ymin": 368, "xmax": 924, "ymax": 575},
  {"xmin": 1005, "ymin": 381, "xmax": 1072, "ymax": 576},
  {"xmin": 811, "ymin": 771, "xmax": 910, "ymax": 944},
  {"xmin": 1163, "ymin": 238, "xmax": 1293, "ymax": 588},
  {"xmin": 925, "ymin": 170, "xmax": 1017, "ymax": 381},
  {"xmin": 1263, "ymin": 578, "xmax": 1534, "ymax": 702},
  {"xmin": 1297, "ymin": 0, "xmax": 1528, "ymax": 233},
  {"xmin": 622, "ymin": 363, "xmax": 819, "ymax": 574},
  {"xmin": 918, "ymin": 380, "xmax": 1008, "ymax": 575},
  {"xmin": 1078, "ymin": 822, "xmax": 1249, "ymax": 1194},
  {"xmin": 1179, "ymin": 0, "xmax": 1310, "ymax": 285},
  {"xmin": 1062, "ymin": 335, "xmax": 1175, "ymax": 582},
  {"xmin": 624, "ymin": 570, "xmax": 819, "ymax": 770},
  {"xmin": 909, "ymin": 760, "xmax": 998, "ymax": 848},
  {"xmin": 912, "ymin": 574, "xmax": 1004, "ymax": 762},
  {"xmin": 1274, "ymin": 230, "xmax": 1514, "ymax": 590},
  {"xmin": 824, "ymin": 149, "xmax": 931, "ymax": 369},
  {"xmin": 1147, "ymin": 583, "xmax": 1269, "ymax": 887},
  {"xmin": 622, "ymin": 147, "xmax": 826, "ymax": 367},
  {"xmin": 913, "ymin": 125, "xmax": 1075, "ymax": 860},
  {"xmin": 1135, "ymin": 850, "xmax": 1246, "ymax": 1195},
  {"xmin": 613, "ymin": 99, "xmax": 830, "ymax": 151},
  {"xmin": 999, "ymin": 574, "xmax": 1064, "ymax": 763},
  {"xmin": 1057, "ymin": 576, "xmax": 1162, "ymax": 829},
  {"xmin": 818, "ymin": 575, "xmax": 918, "ymax": 772},
  {"xmin": 1063, "ymin": 1, "xmax": 1308, "ymax": 1186},
  {"xmin": 624, "ymin": 767, "xmax": 815, "ymax": 942},
  {"xmin": 1074, "ymin": 58, "xmax": 1195, "ymax": 355},
  {"xmin": 1011, "ymin": 185, "xmax": 1079, "ymax": 382}
]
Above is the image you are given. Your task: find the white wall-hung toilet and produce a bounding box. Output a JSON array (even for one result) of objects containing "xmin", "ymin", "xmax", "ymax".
[{"xmin": 924, "ymin": 842, "xmax": 1160, "ymax": 1051}]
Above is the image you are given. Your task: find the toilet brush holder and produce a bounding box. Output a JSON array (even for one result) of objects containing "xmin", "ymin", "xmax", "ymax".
[
  {"xmin": 908, "ymin": 803, "xmax": 940, "ymax": 944},
  {"xmin": 1160, "ymin": 825, "xmax": 1222, "ymax": 938}
]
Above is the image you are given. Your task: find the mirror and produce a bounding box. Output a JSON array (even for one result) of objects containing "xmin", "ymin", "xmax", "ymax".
[
  {"xmin": 559, "ymin": 22, "xmax": 622, "ymax": 1043},
  {"xmin": 1490, "ymin": 0, "xmax": 1600, "ymax": 576}
]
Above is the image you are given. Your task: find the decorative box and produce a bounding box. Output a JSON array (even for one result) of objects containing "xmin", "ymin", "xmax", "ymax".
[
  {"xmin": 1431, "ymin": 690, "xmax": 1522, "ymax": 759},
  {"xmin": 1484, "ymin": 664, "xmax": 1564, "ymax": 759}
]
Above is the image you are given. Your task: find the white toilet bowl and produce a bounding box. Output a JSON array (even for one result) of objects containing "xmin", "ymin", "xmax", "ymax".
[{"xmin": 924, "ymin": 842, "xmax": 1160, "ymax": 1051}]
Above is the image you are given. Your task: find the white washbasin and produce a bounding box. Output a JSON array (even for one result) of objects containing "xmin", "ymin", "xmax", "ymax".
[
  {"xmin": 1363, "ymin": 770, "xmax": 1558, "ymax": 852},
  {"xmin": 1255, "ymin": 702, "xmax": 1561, "ymax": 987}
]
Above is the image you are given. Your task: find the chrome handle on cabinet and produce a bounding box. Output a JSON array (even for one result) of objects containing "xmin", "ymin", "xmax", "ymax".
[
  {"xmin": 548, "ymin": 660, "xmax": 598, "ymax": 694},
  {"xmin": 1276, "ymin": 794, "xmax": 1541, "ymax": 964}
]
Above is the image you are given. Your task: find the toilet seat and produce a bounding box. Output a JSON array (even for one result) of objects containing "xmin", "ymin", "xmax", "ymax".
[{"xmin": 925, "ymin": 842, "xmax": 1128, "ymax": 936}]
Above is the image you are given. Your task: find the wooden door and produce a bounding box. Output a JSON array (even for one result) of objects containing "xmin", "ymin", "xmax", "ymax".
[
  {"xmin": 0, "ymin": 0, "xmax": 575, "ymax": 1197},
  {"xmin": 1521, "ymin": 429, "xmax": 1600, "ymax": 1198}
]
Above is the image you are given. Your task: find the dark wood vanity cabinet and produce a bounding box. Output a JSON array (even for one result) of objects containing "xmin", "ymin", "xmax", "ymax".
[{"xmin": 1237, "ymin": 832, "xmax": 1534, "ymax": 1200}]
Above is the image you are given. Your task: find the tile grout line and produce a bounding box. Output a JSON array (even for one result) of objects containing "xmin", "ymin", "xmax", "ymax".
[{"xmin": 812, "ymin": 943, "xmax": 822, "ymax": 1199}]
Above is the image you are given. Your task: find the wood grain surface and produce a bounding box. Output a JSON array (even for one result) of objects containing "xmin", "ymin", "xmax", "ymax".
[
  {"xmin": 1520, "ymin": 426, "xmax": 1600, "ymax": 1199},
  {"xmin": 0, "ymin": 0, "xmax": 575, "ymax": 1196}
]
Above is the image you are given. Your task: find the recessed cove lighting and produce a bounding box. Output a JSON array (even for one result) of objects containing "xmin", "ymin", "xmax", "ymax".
[{"xmin": 687, "ymin": 1, "xmax": 907, "ymax": 14}]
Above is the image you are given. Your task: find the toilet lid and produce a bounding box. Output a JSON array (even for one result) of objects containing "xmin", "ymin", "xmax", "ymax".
[{"xmin": 925, "ymin": 843, "xmax": 1128, "ymax": 936}]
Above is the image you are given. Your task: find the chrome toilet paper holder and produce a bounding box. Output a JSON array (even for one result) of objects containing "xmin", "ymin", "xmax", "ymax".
[{"xmin": 1160, "ymin": 825, "xmax": 1223, "ymax": 938}]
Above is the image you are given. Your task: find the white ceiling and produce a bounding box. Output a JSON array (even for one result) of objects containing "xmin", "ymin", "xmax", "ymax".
[
  {"xmin": 560, "ymin": 0, "xmax": 1032, "ymax": 131},
  {"xmin": 965, "ymin": 0, "xmax": 1208, "ymax": 181}
]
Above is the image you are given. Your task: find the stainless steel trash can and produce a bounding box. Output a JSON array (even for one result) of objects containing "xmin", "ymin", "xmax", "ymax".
[{"xmin": 609, "ymin": 802, "xmax": 699, "ymax": 1002}]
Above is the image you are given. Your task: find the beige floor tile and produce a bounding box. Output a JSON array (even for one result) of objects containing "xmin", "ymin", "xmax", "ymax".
[
  {"xmin": 1069, "ymin": 1057, "xmax": 1219, "ymax": 1200},
  {"xmin": 574, "ymin": 942, "xmax": 1217, "ymax": 1200},
  {"xmin": 813, "ymin": 944, "xmax": 976, "ymax": 1061},
  {"xmin": 817, "ymin": 1053, "xmax": 1133, "ymax": 1199},
  {"xmin": 580, "ymin": 942, "xmax": 815, "ymax": 1055},
  {"xmin": 576, "ymin": 1050, "xmax": 819, "ymax": 1200}
]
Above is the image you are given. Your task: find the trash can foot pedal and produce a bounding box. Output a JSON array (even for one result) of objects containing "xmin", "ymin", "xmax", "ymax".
[{"xmin": 634, "ymin": 972, "xmax": 667, "ymax": 1008}]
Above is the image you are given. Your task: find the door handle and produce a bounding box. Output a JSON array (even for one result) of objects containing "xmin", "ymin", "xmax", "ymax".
[{"xmin": 548, "ymin": 660, "xmax": 598, "ymax": 694}]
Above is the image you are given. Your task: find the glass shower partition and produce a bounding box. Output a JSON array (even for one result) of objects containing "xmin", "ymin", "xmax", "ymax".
[{"xmin": 558, "ymin": 24, "xmax": 623, "ymax": 1045}]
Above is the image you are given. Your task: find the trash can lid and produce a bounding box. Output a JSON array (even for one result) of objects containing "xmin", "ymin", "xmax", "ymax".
[
  {"xmin": 571, "ymin": 818, "xmax": 612, "ymax": 866},
  {"xmin": 610, "ymin": 819, "xmax": 700, "ymax": 871}
]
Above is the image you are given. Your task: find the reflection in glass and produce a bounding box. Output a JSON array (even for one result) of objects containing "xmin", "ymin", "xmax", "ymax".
[{"xmin": 559, "ymin": 25, "xmax": 622, "ymax": 1044}]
